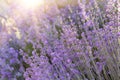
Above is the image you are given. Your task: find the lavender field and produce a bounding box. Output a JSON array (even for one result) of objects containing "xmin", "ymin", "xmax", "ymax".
[{"xmin": 0, "ymin": 0, "xmax": 120, "ymax": 80}]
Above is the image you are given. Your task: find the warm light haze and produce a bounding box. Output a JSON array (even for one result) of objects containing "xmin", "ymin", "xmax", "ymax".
[{"xmin": 19, "ymin": 0, "xmax": 44, "ymax": 9}]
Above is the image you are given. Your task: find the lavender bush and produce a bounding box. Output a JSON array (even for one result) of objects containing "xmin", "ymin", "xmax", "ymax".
[{"xmin": 0, "ymin": 0, "xmax": 120, "ymax": 80}]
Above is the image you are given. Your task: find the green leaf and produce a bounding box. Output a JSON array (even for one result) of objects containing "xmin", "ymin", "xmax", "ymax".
[{"xmin": 24, "ymin": 43, "xmax": 34, "ymax": 56}]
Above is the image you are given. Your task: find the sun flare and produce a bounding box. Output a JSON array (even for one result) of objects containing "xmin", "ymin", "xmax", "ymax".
[{"xmin": 19, "ymin": 0, "xmax": 44, "ymax": 9}]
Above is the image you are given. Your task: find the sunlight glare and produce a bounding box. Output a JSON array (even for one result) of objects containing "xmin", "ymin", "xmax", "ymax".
[{"xmin": 19, "ymin": 0, "xmax": 44, "ymax": 9}]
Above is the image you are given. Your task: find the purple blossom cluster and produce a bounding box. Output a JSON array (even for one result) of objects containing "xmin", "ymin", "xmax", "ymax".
[
  {"xmin": 0, "ymin": 0, "xmax": 119, "ymax": 80},
  {"xmin": 0, "ymin": 46, "xmax": 24, "ymax": 80}
]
